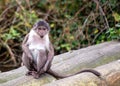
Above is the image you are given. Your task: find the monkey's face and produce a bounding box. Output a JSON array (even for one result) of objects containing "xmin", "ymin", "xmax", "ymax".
[{"xmin": 36, "ymin": 26, "xmax": 48, "ymax": 38}]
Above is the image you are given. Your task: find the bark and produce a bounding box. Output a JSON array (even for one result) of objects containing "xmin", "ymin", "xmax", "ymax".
[{"xmin": 0, "ymin": 41, "xmax": 120, "ymax": 86}]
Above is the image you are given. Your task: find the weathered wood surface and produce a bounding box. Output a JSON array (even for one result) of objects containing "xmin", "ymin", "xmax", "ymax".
[
  {"xmin": 0, "ymin": 41, "xmax": 120, "ymax": 86},
  {"xmin": 44, "ymin": 60, "xmax": 120, "ymax": 86}
]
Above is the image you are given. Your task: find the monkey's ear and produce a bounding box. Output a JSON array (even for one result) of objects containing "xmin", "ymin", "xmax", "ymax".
[
  {"xmin": 32, "ymin": 23, "xmax": 38, "ymax": 30},
  {"xmin": 46, "ymin": 23, "xmax": 50, "ymax": 31}
]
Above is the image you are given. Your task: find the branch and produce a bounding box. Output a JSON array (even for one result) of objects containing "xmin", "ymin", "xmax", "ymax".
[
  {"xmin": 15, "ymin": 0, "xmax": 24, "ymax": 11},
  {"xmin": 92, "ymin": 0, "xmax": 110, "ymax": 29},
  {"xmin": 4, "ymin": 43, "xmax": 17, "ymax": 66},
  {"xmin": 0, "ymin": 39, "xmax": 17, "ymax": 66}
]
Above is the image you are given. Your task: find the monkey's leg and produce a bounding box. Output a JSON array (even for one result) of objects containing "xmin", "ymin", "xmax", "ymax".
[
  {"xmin": 32, "ymin": 50, "xmax": 47, "ymax": 79},
  {"xmin": 22, "ymin": 53, "xmax": 35, "ymax": 76}
]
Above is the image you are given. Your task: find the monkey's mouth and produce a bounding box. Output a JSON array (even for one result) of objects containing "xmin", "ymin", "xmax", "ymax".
[{"xmin": 40, "ymin": 36, "xmax": 44, "ymax": 38}]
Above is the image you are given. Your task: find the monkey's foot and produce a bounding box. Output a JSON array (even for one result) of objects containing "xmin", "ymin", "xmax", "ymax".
[
  {"xmin": 25, "ymin": 71, "xmax": 33, "ymax": 76},
  {"xmin": 32, "ymin": 72, "xmax": 40, "ymax": 79},
  {"xmin": 34, "ymin": 75, "xmax": 40, "ymax": 79}
]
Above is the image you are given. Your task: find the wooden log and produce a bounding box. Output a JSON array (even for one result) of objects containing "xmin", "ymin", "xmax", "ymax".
[
  {"xmin": 0, "ymin": 41, "xmax": 120, "ymax": 86},
  {"xmin": 52, "ymin": 41, "xmax": 120, "ymax": 64},
  {"xmin": 43, "ymin": 60, "xmax": 120, "ymax": 86},
  {"xmin": 51, "ymin": 41, "xmax": 120, "ymax": 75}
]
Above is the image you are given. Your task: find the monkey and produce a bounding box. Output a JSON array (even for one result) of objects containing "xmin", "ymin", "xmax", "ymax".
[{"xmin": 22, "ymin": 20, "xmax": 101, "ymax": 79}]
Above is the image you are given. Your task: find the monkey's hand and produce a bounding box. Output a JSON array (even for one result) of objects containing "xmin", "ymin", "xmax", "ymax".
[
  {"xmin": 43, "ymin": 65, "xmax": 47, "ymax": 72},
  {"xmin": 43, "ymin": 61, "xmax": 50, "ymax": 72}
]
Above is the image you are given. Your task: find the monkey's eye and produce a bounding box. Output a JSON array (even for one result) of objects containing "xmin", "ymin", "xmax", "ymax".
[
  {"xmin": 43, "ymin": 28, "xmax": 46, "ymax": 30},
  {"xmin": 38, "ymin": 28, "xmax": 42, "ymax": 30}
]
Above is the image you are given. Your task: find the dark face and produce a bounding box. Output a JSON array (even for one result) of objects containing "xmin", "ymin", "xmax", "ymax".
[{"xmin": 36, "ymin": 26, "xmax": 48, "ymax": 38}]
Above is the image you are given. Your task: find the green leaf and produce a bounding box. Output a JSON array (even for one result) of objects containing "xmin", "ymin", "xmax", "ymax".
[{"xmin": 112, "ymin": 12, "xmax": 120, "ymax": 22}]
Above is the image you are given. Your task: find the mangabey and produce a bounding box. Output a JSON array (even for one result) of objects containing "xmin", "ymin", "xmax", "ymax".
[{"xmin": 22, "ymin": 20, "xmax": 101, "ymax": 79}]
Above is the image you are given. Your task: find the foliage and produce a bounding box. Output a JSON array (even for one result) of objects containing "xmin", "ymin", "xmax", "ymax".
[{"xmin": 0, "ymin": 0, "xmax": 120, "ymax": 69}]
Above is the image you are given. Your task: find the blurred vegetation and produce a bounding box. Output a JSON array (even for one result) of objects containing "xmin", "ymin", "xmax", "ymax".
[{"xmin": 0, "ymin": 0, "xmax": 120, "ymax": 71}]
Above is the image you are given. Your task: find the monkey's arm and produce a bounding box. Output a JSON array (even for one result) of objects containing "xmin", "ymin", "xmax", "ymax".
[
  {"xmin": 44, "ymin": 43, "xmax": 54, "ymax": 71},
  {"xmin": 22, "ymin": 34, "xmax": 33, "ymax": 60}
]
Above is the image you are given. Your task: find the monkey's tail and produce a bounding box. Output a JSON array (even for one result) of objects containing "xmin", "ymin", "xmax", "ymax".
[
  {"xmin": 47, "ymin": 69, "xmax": 67, "ymax": 79},
  {"xmin": 47, "ymin": 69, "xmax": 101, "ymax": 79}
]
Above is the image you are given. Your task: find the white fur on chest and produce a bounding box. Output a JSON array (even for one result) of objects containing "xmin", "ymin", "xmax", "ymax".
[{"xmin": 28, "ymin": 30, "xmax": 50, "ymax": 50}]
